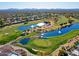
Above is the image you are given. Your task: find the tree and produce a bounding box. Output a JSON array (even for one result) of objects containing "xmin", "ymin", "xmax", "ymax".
[
  {"xmin": 60, "ymin": 23, "xmax": 63, "ymax": 27},
  {"xmin": 68, "ymin": 19, "xmax": 74, "ymax": 24},
  {"xmin": 0, "ymin": 19, "xmax": 4, "ymax": 27}
]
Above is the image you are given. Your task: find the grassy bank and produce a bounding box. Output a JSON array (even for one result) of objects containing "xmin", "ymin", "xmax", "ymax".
[
  {"xmin": 26, "ymin": 30, "xmax": 79, "ymax": 55},
  {"xmin": 0, "ymin": 18, "xmax": 47, "ymax": 45},
  {"xmin": 0, "ymin": 24, "xmax": 22, "ymax": 44}
]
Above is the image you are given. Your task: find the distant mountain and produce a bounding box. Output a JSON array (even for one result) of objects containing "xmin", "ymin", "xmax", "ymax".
[{"xmin": 0, "ymin": 9, "xmax": 79, "ymax": 13}]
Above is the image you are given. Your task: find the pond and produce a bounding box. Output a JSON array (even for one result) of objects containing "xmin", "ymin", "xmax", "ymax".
[
  {"xmin": 19, "ymin": 38, "xmax": 31, "ymax": 45},
  {"xmin": 41, "ymin": 23, "xmax": 79, "ymax": 38},
  {"xmin": 18, "ymin": 23, "xmax": 79, "ymax": 38},
  {"xmin": 18, "ymin": 22, "xmax": 46, "ymax": 31}
]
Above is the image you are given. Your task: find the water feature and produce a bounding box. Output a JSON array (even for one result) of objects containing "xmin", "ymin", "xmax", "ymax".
[
  {"xmin": 58, "ymin": 31, "xmax": 62, "ymax": 34},
  {"xmin": 18, "ymin": 23, "xmax": 79, "ymax": 38},
  {"xmin": 41, "ymin": 23, "xmax": 79, "ymax": 38},
  {"xmin": 18, "ymin": 22, "xmax": 46, "ymax": 31},
  {"xmin": 19, "ymin": 38, "xmax": 31, "ymax": 45}
]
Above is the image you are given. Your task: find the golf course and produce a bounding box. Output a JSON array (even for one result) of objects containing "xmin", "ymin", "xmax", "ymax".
[{"xmin": 0, "ymin": 15, "xmax": 79, "ymax": 55}]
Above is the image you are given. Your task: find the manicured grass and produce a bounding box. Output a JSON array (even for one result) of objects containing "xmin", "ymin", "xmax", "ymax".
[
  {"xmin": 26, "ymin": 30, "xmax": 79, "ymax": 55},
  {"xmin": 57, "ymin": 16, "xmax": 79, "ymax": 25},
  {"xmin": 23, "ymin": 32, "xmax": 38, "ymax": 38},
  {"xmin": 0, "ymin": 18, "xmax": 48, "ymax": 45},
  {"xmin": 70, "ymin": 17, "xmax": 79, "ymax": 23},
  {"xmin": 0, "ymin": 24, "xmax": 22, "ymax": 44},
  {"xmin": 57, "ymin": 16, "xmax": 69, "ymax": 24},
  {"xmin": 1, "ymin": 15, "xmax": 79, "ymax": 55},
  {"xmin": 32, "ymin": 39, "xmax": 52, "ymax": 48},
  {"xmin": 15, "ymin": 16, "xmax": 79, "ymax": 55}
]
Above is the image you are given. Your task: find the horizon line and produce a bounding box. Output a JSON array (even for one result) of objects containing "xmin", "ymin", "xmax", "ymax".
[{"xmin": 0, "ymin": 8, "xmax": 79, "ymax": 10}]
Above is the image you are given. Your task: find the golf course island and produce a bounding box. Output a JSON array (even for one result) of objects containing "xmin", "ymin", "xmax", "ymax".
[{"xmin": 0, "ymin": 9, "xmax": 79, "ymax": 56}]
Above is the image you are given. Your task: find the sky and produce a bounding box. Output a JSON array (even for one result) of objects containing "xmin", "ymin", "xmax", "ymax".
[{"xmin": 0, "ymin": 2, "xmax": 79, "ymax": 9}]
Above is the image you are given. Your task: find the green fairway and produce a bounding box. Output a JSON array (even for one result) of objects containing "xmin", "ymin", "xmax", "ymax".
[
  {"xmin": 26, "ymin": 30, "xmax": 79, "ymax": 55},
  {"xmin": 57, "ymin": 16, "xmax": 79, "ymax": 25},
  {"xmin": 57, "ymin": 16, "xmax": 69, "ymax": 24},
  {"xmin": 0, "ymin": 18, "xmax": 49, "ymax": 45},
  {"xmin": 0, "ymin": 24, "xmax": 22, "ymax": 44},
  {"xmin": 0, "ymin": 15, "xmax": 79, "ymax": 55},
  {"xmin": 32, "ymin": 39, "xmax": 52, "ymax": 48}
]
